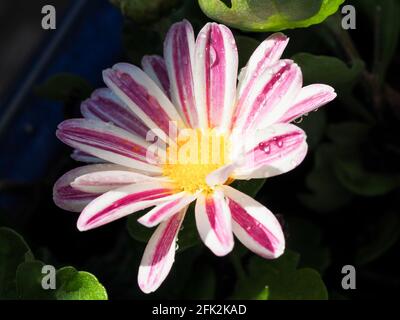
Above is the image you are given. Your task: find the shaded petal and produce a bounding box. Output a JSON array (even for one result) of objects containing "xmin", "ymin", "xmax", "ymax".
[
  {"xmin": 278, "ymin": 84, "xmax": 337, "ymax": 123},
  {"xmin": 194, "ymin": 22, "xmax": 238, "ymax": 131},
  {"xmin": 237, "ymin": 33, "xmax": 289, "ymax": 98},
  {"xmin": 81, "ymin": 88, "xmax": 149, "ymax": 138},
  {"xmin": 141, "ymin": 55, "xmax": 170, "ymax": 98},
  {"xmin": 77, "ymin": 181, "xmax": 176, "ymax": 231},
  {"xmin": 53, "ymin": 164, "xmax": 128, "ymax": 212},
  {"xmin": 233, "ymin": 123, "xmax": 308, "ymax": 179},
  {"xmin": 103, "ymin": 62, "xmax": 184, "ymax": 139},
  {"xmin": 138, "ymin": 208, "xmax": 186, "ymax": 294},
  {"xmin": 138, "ymin": 192, "xmax": 197, "ymax": 227},
  {"xmin": 206, "ymin": 162, "xmax": 238, "ymax": 187},
  {"xmin": 71, "ymin": 150, "xmax": 104, "ymax": 164},
  {"xmin": 232, "ymin": 60, "xmax": 302, "ymax": 136},
  {"xmin": 164, "ymin": 20, "xmax": 198, "ymax": 127},
  {"xmin": 71, "ymin": 170, "xmax": 165, "ymax": 194},
  {"xmin": 56, "ymin": 119, "xmax": 161, "ymax": 173},
  {"xmin": 223, "ymin": 186, "xmax": 285, "ymax": 259},
  {"xmin": 195, "ymin": 189, "xmax": 234, "ymax": 256}
]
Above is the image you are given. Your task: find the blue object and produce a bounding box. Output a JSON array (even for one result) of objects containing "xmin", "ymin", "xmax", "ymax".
[{"xmin": 0, "ymin": 0, "xmax": 123, "ymax": 206}]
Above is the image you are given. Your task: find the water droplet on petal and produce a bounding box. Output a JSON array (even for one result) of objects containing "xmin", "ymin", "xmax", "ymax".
[
  {"xmin": 294, "ymin": 117, "xmax": 303, "ymax": 124},
  {"xmin": 277, "ymin": 140, "xmax": 283, "ymax": 148},
  {"xmin": 209, "ymin": 46, "xmax": 217, "ymax": 67},
  {"xmin": 175, "ymin": 243, "xmax": 179, "ymax": 251},
  {"xmin": 259, "ymin": 142, "xmax": 271, "ymax": 154}
]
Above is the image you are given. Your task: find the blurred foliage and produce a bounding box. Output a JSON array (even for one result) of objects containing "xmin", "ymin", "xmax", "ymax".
[
  {"xmin": 232, "ymin": 250, "xmax": 328, "ymax": 299},
  {"xmin": 0, "ymin": 228, "xmax": 107, "ymax": 300},
  {"xmin": 199, "ymin": 0, "xmax": 345, "ymax": 32}
]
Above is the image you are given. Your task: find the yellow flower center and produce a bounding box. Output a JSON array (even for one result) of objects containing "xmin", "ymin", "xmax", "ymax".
[{"xmin": 162, "ymin": 129, "xmax": 230, "ymax": 194}]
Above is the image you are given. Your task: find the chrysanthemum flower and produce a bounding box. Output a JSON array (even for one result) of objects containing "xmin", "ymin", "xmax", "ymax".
[{"xmin": 53, "ymin": 20, "xmax": 336, "ymax": 293}]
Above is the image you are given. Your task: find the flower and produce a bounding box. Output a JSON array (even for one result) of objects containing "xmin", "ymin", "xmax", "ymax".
[{"xmin": 53, "ymin": 20, "xmax": 336, "ymax": 294}]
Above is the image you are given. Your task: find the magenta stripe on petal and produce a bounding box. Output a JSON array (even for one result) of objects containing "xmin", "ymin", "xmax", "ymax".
[
  {"xmin": 229, "ymin": 199, "xmax": 279, "ymax": 254},
  {"xmin": 86, "ymin": 188, "xmax": 172, "ymax": 226},
  {"xmin": 138, "ymin": 209, "xmax": 185, "ymax": 293},
  {"xmin": 103, "ymin": 68, "xmax": 172, "ymax": 134},
  {"xmin": 164, "ymin": 20, "xmax": 198, "ymax": 127},
  {"xmin": 149, "ymin": 213, "xmax": 181, "ymax": 273},
  {"xmin": 138, "ymin": 193, "xmax": 195, "ymax": 227},
  {"xmin": 251, "ymin": 131, "xmax": 305, "ymax": 166},
  {"xmin": 278, "ymin": 84, "xmax": 337, "ymax": 123},
  {"xmin": 205, "ymin": 196, "xmax": 231, "ymax": 246},
  {"xmin": 57, "ymin": 119, "xmax": 149, "ymax": 161},
  {"xmin": 195, "ymin": 23, "xmax": 238, "ymax": 130},
  {"xmin": 141, "ymin": 55, "xmax": 170, "ymax": 98},
  {"xmin": 81, "ymin": 88, "xmax": 149, "ymax": 138}
]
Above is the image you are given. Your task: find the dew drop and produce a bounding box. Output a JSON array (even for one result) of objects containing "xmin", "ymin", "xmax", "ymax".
[
  {"xmin": 175, "ymin": 243, "xmax": 179, "ymax": 251},
  {"xmin": 209, "ymin": 46, "xmax": 217, "ymax": 67},
  {"xmin": 277, "ymin": 140, "xmax": 283, "ymax": 148},
  {"xmin": 294, "ymin": 117, "xmax": 303, "ymax": 124},
  {"xmin": 259, "ymin": 142, "xmax": 271, "ymax": 154}
]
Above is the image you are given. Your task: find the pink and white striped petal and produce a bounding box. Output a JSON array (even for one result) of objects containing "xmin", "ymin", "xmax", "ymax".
[
  {"xmin": 195, "ymin": 189, "xmax": 234, "ymax": 256},
  {"xmin": 103, "ymin": 63, "xmax": 183, "ymax": 140},
  {"xmin": 138, "ymin": 208, "xmax": 186, "ymax": 294},
  {"xmin": 56, "ymin": 119, "xmax": 161, "ymax": 173},
  {"xmin": 278, "ymin": 84, "xmax": 337, "ymax": 123},
  {"xmin": 231, "ymin": 60, "xmax": 302, "ymax": 136},
  {"xmin": 77, "ymin": 181, "xmax": 177, "ymax": 231},
  {"xmin": 53, "ymin": 164, "xmax": 129, "ymax": 212},
  {"xmin": 71, "ymin": 170, "xmax": 165, "ymax": 194},
  {"xmin": 222, "ymin": 186, "xmax": 285, "ymax": 259},
  {"xmin": 194, "ymin": 23, "xmax": 238, "ymax": 132},
  {"xmin": 164, "ymin": 20, "xmax": 198, "ymax": 127},
  {"xmin": 237, "ymin": 33, "xmax": 289, "ymax": 98},
  {"xmin": 138, "ymin": 192, "xmax": 197, "ymax": 227},
  {"xmin": 233, "ymin": 123, "xmax": 308, "ymax": 179},
  {"xmin": 141, "ymin": 55, "xmax": 170, "ymax": 98},
  {"xmin": 71, "ymin": 150, "xmax": 104, "ymax": 164},
  {"xmin": 81, "ymin": 88, "xmax": 149, "ymax": 138}
]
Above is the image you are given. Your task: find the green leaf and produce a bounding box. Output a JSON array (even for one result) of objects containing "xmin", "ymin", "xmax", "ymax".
[
  {"xmin": 55, "ymin": 267, "xmax": 108, "ymax": 300},
  {"xmin": 233, "ymin": 250, "xmax": 328, "ymax": 300},
  {"xmin": 199, "ymin": 0, "xmax": 344, "ymax": 32},
  {"xmin": 35, "ymin": 73, "xmax": 93, "ymax": 102},
  {"xmin": 0, "ymin": 227, "xmax": 34, "ymax": 299},
  {"xmin": 16, "ymin": 261, "xmax": 54, "ymax": 300},
  {"xmin": 355, "ymin": 212, "xmax": 400, "ymax": 265},
  {"xmin": 110, "ymin": 0, "xmax": 180, "ymax": 24},
  {"xmin": 292, "ymin": 53, "xmax": 365, "ymax": 94}
]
